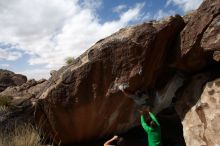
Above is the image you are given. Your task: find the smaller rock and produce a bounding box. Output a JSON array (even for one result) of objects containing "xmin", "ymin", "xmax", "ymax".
[
  {"xmin": 0, "ymin": 78, "xmax": 47, "ymax": 106},
  {"xmin": 0, "ymin": 69, "xmax": 27, "ymax": 92},
  {"xmin": 37, "ymin": 79, "xmax": 47, "ymax": 84},
  {"xmin": 50, "ymin": 70, "xmax": 57, "ymax": 76}
]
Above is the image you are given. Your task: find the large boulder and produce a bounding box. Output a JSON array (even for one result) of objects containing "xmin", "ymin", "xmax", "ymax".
[
  {"xmin": 174, "ymin": 0, "xmax": 220, "ymax": 71},
  {"xmin": 35, "ymin": 16, "xmax": 185, "ymax": 144},
  {"xmin": 32, "ymin": 0, "xmax": 220, "ymax": 145},
  {"xmin": 0, "ymin": 69, "xmax": 27, "ymax": 92},
  {"xmin": 175, "ymin": 74, "xmax": 220, "ymax": 146}
]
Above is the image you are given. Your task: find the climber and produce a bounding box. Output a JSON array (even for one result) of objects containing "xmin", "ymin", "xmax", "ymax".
[
  {"xmin": 119, "ymin": 84, "xmax": 161, "ymax": 145},
  {"xmin": 104, "ymin": 135, "xmax": 125, "ymax": 146},
  {"xmin": 139, "ymin": 107, "xmax": 161, "ymax": 146}
]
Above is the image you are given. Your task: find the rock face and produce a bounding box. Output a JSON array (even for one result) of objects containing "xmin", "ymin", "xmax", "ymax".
[
  {"xmin": 35, "ymin": 16, "xmax": 185, "ymax": 144},
  {"xmin": 174, "ymin": 0, "xmax": 220, "ymax": 71},
  {"xmin": 28, "ymin": 0, "xmax": 220, "ymax": 145},
  {"xmin": 173, "ymin": 0, "xmax": 220, "ymax": 145},
  {"xmin": 176, "ymin": 75, "xmax": 220, "ymax": 146},
  {"xmin": 0, "ymin": 69, "xmax": 27, "ymax": 92}
]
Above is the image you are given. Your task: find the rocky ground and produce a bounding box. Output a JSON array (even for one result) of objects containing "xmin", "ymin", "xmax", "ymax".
[{"xmin": 0, "ymin": 0, "xmax": 220, "ymax": 146}]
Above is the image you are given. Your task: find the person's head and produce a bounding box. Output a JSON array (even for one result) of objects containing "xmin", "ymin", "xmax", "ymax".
[
  {"xmin": 146, "ymin": 118, "xmax": 156, "ymax": 128},
  {"xmin": 150, "ymin": 120, "xmax": 156, "ymax": 128}
]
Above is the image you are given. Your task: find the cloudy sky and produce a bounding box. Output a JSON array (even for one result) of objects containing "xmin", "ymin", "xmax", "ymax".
[{"xmin": 0, "ymin": 0, "xmax": 203, "ymax": 79}]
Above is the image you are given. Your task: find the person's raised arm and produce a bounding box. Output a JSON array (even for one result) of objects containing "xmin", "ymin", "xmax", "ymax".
[
  {"xmin": 149, "ymin": 112, "xmax": 160, "ymax": 127},
  {"xmin": 141, "ymin": 114, "xmax": 151, "ymax": 132},
  {"xmin": 104, "ymin": 136, "xmax": 119, "ymax": 146}
]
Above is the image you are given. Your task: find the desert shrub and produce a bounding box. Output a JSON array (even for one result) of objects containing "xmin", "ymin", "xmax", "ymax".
[
  {"xmin": 0, "ymin": 95, "xmax": 12, "ymax": 107},
  {"xmin": 65, "ymin": 57, "xmax": 75, "ymax": 65}
]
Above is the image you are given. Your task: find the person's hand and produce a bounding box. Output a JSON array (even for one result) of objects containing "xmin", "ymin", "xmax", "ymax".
[
  {"xmin": 145, "ymin": 106, "xmax": 151, "ymax": 112},
  {"xmin": 112, "ymin": 135, "xmax": 119, "ymax": 141},
  {"xmin": 138, "ymin": 109, "xmax": 144, "ymax": 115}
]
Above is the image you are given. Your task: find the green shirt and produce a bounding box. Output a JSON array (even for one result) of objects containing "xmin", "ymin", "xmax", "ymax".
[{"xmin": 141, "ymin": 112, "xmax": 161, "ymax": 146}]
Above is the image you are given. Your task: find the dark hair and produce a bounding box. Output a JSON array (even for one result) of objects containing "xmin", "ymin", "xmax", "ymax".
[{"xmin": 150, "ymin": 120, "xmax": 156, "ymax": 128}]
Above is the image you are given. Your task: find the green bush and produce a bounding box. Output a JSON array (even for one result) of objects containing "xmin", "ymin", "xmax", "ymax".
[
  {"xmin": 0, "ymin": 95, "xmax": 12, "ymax": 107},
  {"xmin": 65, "ymin": 57, "xmax": 75, "ymax": 65}
]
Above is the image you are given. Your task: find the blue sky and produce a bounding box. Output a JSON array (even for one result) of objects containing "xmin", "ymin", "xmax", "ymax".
[
  {"xmin": 97, "ymin": 0, "xmax": 182, "ymax": 22},
  {"xmin": 0, "ymin": 0, "xmax": 203, "ymax": 79}
]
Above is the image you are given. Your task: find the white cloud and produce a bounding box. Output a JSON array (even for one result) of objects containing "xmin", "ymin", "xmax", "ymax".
[
  {"xmin": 0, "ymin": 64, "xmax": 10, "ymax": 68},
  {"xmin": 141, "ymin": 9, "xmax": 176, "ymax": 22},
  {"xmin": 153, "ymin": 9, "xmax": 176, "ymax": 20},
  {"xmin": 80, "ymin": 0, "xmax": 102, "ymax": 10},
  {"xmin": 18, "ymin": 68, "xmax": 51, "ymax": 80},
  {"xmin": 119, "ymin": 3, "xmax": 145, "ymax": 24},
  {"xmin": 166, "ymin": 0, "xmax": 203, "ymax": 12},
  {"xmin": 0, "ymin": 48, "xmax": 22, "ymax": 61},
  {"xmin": 113, "ymin": 5, "xmax": 127, "ymax": 13},
  {"xmin": 0, "ymin": 0, "xmax": 145, "ymax": 79}
]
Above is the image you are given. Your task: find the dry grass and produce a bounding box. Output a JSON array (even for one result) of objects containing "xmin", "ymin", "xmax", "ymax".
[
  {"xmin": 0, "ymin": 95, "xmax": 12, "ymax": 107},
  {"xmin": 0, "ymin": 105, "xmax": 9, "ymax": 114},
  {"xmin": 0, "ymin": 102, "xmax": 57, "ymax": 146},
  {"xmin": 0, "ymin": 96, "xmax": 45, "ymax": 146},
  {"xmin": 0, "ymin": 124, "xmax": 48, "ymax": 146}
]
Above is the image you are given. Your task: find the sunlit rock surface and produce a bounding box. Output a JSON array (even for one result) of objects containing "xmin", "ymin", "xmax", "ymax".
[
  {"xmin": 176, "ymin": 76, "xmax": 220, "ymax": 146},
  {"xmin": 35, "ymin": 16, "xmax": 185, "ymax": 144},
  {"xmin": 174, "ymin": 0, "xmax": 220, "ymax": 71},
  {"xmin": 0, "ymin": 0, "xmax": 219, "ymax": 145}
]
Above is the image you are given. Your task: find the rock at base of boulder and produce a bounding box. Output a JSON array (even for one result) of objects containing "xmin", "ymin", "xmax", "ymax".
[{"xmin": 176, "ymin": 76, "xmax": 220, "ymax": 146}]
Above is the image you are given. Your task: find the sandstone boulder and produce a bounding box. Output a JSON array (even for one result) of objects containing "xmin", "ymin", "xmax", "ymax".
[
  {"xmin": 174, "ymin": 0, "xmax": 220, "ymax": 71},
  {"xmin": 176, "ymin": 74, "xmax": 220, "ymax": 146},
  {"xmin": 35, "ymin": 16, "xmax": 185, "ymax": 144},
  {"xmin": 32, "ymin": 0, "xmax": 220, "ymax": 145},
  {"xmin": 0, "ymin": 69, "xmax": 27, "ymax": 92}
]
